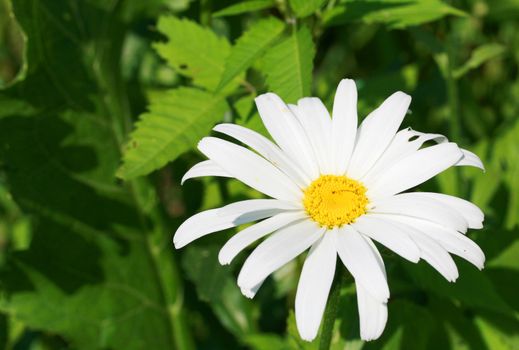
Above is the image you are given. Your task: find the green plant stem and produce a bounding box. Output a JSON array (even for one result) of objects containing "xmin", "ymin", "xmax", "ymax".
[{"xmin": 319, "ymin": 270, "xmax": 347, "ymax": 350}]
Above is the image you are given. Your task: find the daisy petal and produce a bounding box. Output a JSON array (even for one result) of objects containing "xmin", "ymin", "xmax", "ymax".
[
  {"xmin": 348, "ymin": 91, "xmax": 411, "ymax": 179},
  {"xmin": 181, "ymin": 160, "xmax": 231, "ymax": 184},
  {"xmin": 218, "ymin": 199, "xmax": 301, "ymax": 217},
  {"xmin": 241, "ymin": 280, "xmax": 264, "ymax": 299},
  {"xmin": 367, "ymin": 142, "xmax": 463, "ymax": 199},
  {"xmin": 218, "ymin": 211, "xmax": 306, "ymax": 265},
  {"xmin": 237, "ymin": 219, "xmax": 324, "ymax": 291},
  {"xmin": 362, "ymin": 128, "xmax": 443, "ymax": 184},
  {"xmin": 352, "ymin": 215, "xmax": 421, "ymax": 263},
  {"xmin": 173, "ymin": 200, "xmax": 290, "ymax": 248},
  {"xmin": 332, "ymin": 79, "xmax": 358, "ymax": 175},
  {"xmin": 458, "ymin": 149, "xmax": 485, "ymax": 170},
  {"xmin": 213, "ymin": 123, "xmax": 311, "ymax": 187},
  {"xmin": 398, "ymin": 223, "xmax": 459, "ymax": 282},
  {"xmin": 396, "ymin": 192, "xmax": 484, "ymax": 229},
  {"xmin": 198, "ymin": 137, "xmax": 301, "ymax": 202},
  {"xmin": 295, "ymin": 233, "xmax": 337, "ymax": 341},
  {"xmin": 290, "ymin": 98, "xmax": 333, "ymax": 174},
  {"xmin": 370, "ymin": 193, "xmax": 468, "ymax": 233},
  {"xmin": 356, "ymin": 282, "xmax": 388, "ymax": 341},
  {"xmin": 255, "ymin": 93, "xmax": 319, "ymax": 178},
  {"xmin": 335, "ymin": 226, "xmax": 389, "ymax": 302},
  {"xmin": 400, "ymin": 130, "xmax": 484, "ymax": 171},
  {"xmin": 381, "ymin": 215, "xmax": 485, "ymax": 270}
]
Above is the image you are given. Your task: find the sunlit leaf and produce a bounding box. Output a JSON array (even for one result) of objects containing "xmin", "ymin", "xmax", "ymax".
[
  {"xmin": 217, "ymin": 17, "xmax": 285, "ymax": 92},
  {"xmin": 323, "ymin": 0, "xmax": 466, "ymax": 29},
  {"xmin": 243, "ymin": 334, "xmax": 288, "ymax": 350},
  {"xmin": 261, "ymin": 25, "xmax": 315, "ymax": 103},
  {"xmin": 154, "ymin": 16, "xmax": 236, "ymax": 92},
  {"xmin": 289, "ymin": 0, "xmax": 326, "ymax": 17},
  {"xmin": 118, "ymin": 88, "xmax": 228, "ymax": 179},
  {"xmin": 454, "ymin": 44, "xmax": 506, "ymax": 79},
  {"xmin": 213, "ymin": 0, "xmax": 276, "ymax": 17}
]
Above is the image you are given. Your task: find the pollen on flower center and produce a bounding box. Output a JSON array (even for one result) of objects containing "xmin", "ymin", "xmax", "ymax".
[{"xmin": 303, "ymin": 175, "xmax": 368, "ymax": 229}]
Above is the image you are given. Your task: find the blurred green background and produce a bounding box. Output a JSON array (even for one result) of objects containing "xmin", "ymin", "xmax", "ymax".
[{"xmin": 0, "ymin": 0, "xmax": 518, "ymax": 349}]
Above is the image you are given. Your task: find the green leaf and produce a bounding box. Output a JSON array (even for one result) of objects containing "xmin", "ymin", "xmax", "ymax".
[
  {"xmin": 289, "ymin": 0, "xmax": 326, "ymax": 17},
  {"xmin": 234, "ymin": 94, "xmax": 256, "ymax": 120},
  {"xmin": 475, "ymin": 316, "xmax": 519, "ymax": 350},
  {"xmin": 454, "ymin": 44, "xmax": 506, "ymax": 79},
  {"xmin": 154, "ymin": 16, "xmax": 235, "ymax": 92},
  {"xmin": 217, "ymin": 17, "xmax": 285, "ymax": 92},
  {"xmin": 243, "ymin": 334, "xmax": 289, "ymax": 350},
  {"xmin": 261, "ymin": 25, "xmax": 315, "ymax": 103},
  {"xmin": 0, "ymin": 1, "xmax": 194, "ymax": 348},
  {"xmin": 182, "ymin": 245, "xmax": 256, "ymax": 337},
  {"xmin": 117, "ymin": 87, "xmax": 228, "ymax": 179},
  {"xmin": 323, "ymin": 0, "xmax": 466, "ymax": 29},
  {"xmin": 213, "ymin": 0, "xmax": 276, "ymax": 17},
  {"xmin": 369, "ymin": 300, "xmax": 435, "ymax": 350},
  {"xmin": 405, "ymin": 262, "xmax": 513, "ymax": 317},
  {"xmin": 0, "ymin": 111, "xmax": 179, "ymax": 350}
]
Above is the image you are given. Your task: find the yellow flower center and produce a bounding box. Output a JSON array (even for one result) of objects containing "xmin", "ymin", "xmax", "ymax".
[{"xmin": 303, "ymin": 175, "xmax": 368, "ymax": 228}]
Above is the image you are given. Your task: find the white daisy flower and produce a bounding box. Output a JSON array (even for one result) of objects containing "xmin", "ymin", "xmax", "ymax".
[{"xmin": 173, "ymin": 79, "xmax": 485, "ymax": 342}]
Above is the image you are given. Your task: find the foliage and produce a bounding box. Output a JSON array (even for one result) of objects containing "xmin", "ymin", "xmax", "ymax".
[{"xmin": 0, "ymin": 0, "xmax": 518, "ymax": 349}]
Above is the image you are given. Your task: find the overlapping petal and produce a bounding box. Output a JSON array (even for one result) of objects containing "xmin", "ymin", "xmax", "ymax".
[
  {"xmin": 218, "ymin": 211, "xmax": 306, "ymax": 265},
  {"xmin": 356, "ymin": 282, "xmax": 388, "ymax": 341},
  {"xmin": 198, "ymin": 137, "xmax": 302, "ymax": 202},
  {"xmin": 335, "ymin": 226, "xmax": 389, "ymax": 302},
  {"xmin": 290, "ymin": 98, "xmax": 333, "ymax": 174},
  {"xmin": 295, "ymin": 233, "xmax": 337, "ymax": 341},
  {"xmin": 181, "ymin": 160, "xmax": 231, "ymax": 184},
  {"xmin": 174, "ymin": 199, "xmax": 293, "ymax": 248},
  {"xmin": 237, "ymin": 219, "xmax": 325, "ymax": 291},
  {"xmin": 367, "ymin": 142, "xmax": 464, "ymax": 199},
  {"xmin": 214, "ymin": 123, "xmax": 311, "ymax": 187},
  {"xmin": 352, "ymin": 215, "xmax": 421, "ymax": 263},
  {"xmin": 370, "ymin": 193, "xmax": 468, "ymax": 233},
  {"xmin": 348, "ymin": 91, "xmax": 411, "ymax": 179},
  {"xmin": 255, "ymin": 93, "xmax": 320, "ymax": 178}
]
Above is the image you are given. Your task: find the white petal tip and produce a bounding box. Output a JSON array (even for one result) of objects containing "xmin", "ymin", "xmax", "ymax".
[
  {"xmin": 240, "ymin": 287, "xmax": 255, "ymax": 299},
  {"xmin": 174, "ymin": 242, "xmax": 186, "ymax": 249},
  {"xmin": 255, "ymin": 92, "xmax": 276, "ymax": 102},
  {"xmin": 339, "ymin": 78, "xmax": 355, "ymax": 83},
  {"xmin": 393, "ymin": 90, "xmax": 412, "ymax": 99},
  {"xmin": 218, "ymin": 254, "xmax": 231, "ymax": 266},
  {"xmin": 471, "ymin": 222, "xmax": 484, "ymax": 230},
  {"xmin": 197, "ymin": 138, "xmax": 209, "ymax": 151},
  {"xmin": 212, "ymin": 123, "xmax": 225, "ymax": 132},
  {"xmin": 299, "ymin": 334, "xmax": 316, "ymax": 342},
  {"xmin": 361, "ymin": 335, "xmax": 382, "ymax": 342},
  {"xmin": 410, "ymin": 256, "xmax": 421, "ymax": 264},
  {"xmin": 476, "ymin": 259, "xmax": 485, "ymax": 270},
  {"xmin": 449, "ymin": 276, "xmax": 459, "ymax": 283}
]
